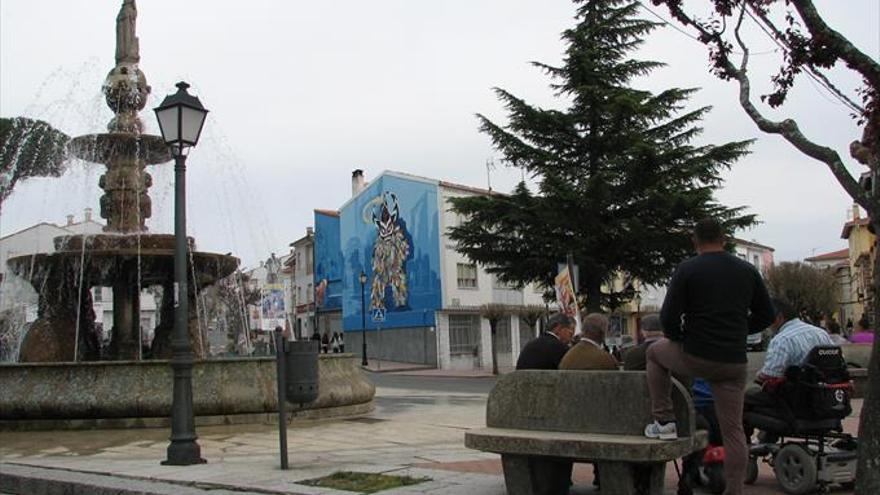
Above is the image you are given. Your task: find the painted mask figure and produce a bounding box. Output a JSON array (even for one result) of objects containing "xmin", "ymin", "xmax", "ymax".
[{"xmin": 369, "ymin": 192, "xmax": 411, "ymax": 310}]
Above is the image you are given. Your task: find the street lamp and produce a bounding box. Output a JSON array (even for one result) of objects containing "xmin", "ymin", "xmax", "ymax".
[
  {"xmin": 155, "ymin": 81, "xmax": 208, "ymax": 466},
  {"xmin": 359, "ymin": 270, "xmax": 368, "ymax": 366}
]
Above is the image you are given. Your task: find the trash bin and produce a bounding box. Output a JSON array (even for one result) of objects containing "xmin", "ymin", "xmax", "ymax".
[{"xmin": 284, "ymin": 340, "xmax": 319, "ymax": 404}]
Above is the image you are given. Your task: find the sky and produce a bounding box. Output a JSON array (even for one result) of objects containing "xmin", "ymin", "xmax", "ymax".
[{"xmin": 1, "ymin": 0, "xmax": 877, "ymax": 269}]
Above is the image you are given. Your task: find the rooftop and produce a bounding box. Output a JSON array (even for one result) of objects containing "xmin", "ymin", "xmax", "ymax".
[{"xmin": 805, "ymin": 248, "xmax": 849, "ymax": 262}]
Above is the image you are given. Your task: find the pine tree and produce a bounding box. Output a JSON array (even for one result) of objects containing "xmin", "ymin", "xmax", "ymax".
[{"xmin": 449, "ymin": 0, "xmax": 756, "ymax": 311}]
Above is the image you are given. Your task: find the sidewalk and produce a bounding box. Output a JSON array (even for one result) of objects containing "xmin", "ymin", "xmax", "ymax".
[{"xmin": 1, "ymin": 384, "xmax": 860, "ymax": 495}]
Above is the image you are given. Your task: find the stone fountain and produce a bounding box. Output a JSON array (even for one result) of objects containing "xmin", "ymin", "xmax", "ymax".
[
  {"xmin": 8, "ymin": 0, "xmax": 239, "ymax": 362},
  {"xmin": 0, "ymin": 0, "xmax": 374, "ymax": 429}
]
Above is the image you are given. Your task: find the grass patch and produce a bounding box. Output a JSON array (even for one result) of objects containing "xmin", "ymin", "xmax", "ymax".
[{"xmin": 299, "ymin": 471, "xmax": 431, "ymax": 493}]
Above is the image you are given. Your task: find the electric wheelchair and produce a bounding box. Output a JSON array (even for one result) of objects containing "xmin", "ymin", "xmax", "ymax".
[{"xmin": 743, "ymin": 345, "xmax": 857, "ymax": 494}]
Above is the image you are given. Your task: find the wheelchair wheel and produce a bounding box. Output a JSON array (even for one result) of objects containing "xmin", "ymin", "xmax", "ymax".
[
  {"xmin": 705, "ymin": 463, "xmax": 726, "ymax": 494},
  {"xmin": 774, "ymin": 444, "xmax": 817, "ymax": 495},
  {"xmin": 745, "ymin": 457, "xmax": 759, "ymax": 485}
]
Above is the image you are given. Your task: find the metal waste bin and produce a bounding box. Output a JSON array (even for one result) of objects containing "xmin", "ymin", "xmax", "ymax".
[{"xmin": 284, "ymin": 340, "xmax": 319, "ymax": 404}]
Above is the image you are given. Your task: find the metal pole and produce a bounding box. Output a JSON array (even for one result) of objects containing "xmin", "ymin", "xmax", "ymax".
[
  {"xmin": 163, "ymin": 152, "xmax": 205, "ymax": 466},
  {"xmin": 274, "ymin": 328, "xmax": 289, "ymax": 470},
  {"xmin": 361, "ymin": 276, "xmax": 368, "ymax": 366}
]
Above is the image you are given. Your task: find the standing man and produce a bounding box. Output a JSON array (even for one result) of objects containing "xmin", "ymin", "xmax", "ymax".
[
  {"xmin": 645, "ymin": 218, "xmax": 774, "ymax": 495},
  {"xmin": 516, "ymin": 313, "xmax": 575, "ymax": 370}
]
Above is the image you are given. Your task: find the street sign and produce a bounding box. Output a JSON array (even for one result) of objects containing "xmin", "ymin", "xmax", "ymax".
[{"xmin": 371, "ymin": 308, "xmax": 386, "ymax": 323}]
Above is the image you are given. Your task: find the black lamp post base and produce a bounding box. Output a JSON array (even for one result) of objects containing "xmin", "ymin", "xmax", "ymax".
[{"xmin": 162, "ymin": 441, "xmax": 206, "ymax": 466}]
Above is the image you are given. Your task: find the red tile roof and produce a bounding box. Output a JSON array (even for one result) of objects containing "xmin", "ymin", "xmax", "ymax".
[{"xmin": 805, "ymin": 248, "xmax": 849, "ymax": 262}]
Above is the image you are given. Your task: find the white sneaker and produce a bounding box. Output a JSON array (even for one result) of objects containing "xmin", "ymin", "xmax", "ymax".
[{"xmin": 644, "ymin": 420, "xmax": 678, "ymax": 440}]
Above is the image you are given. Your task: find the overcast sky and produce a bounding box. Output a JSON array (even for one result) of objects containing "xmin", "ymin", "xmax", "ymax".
[{"xmin": 1, "ymin": 0, "xmax": 877, "ymax": 269}]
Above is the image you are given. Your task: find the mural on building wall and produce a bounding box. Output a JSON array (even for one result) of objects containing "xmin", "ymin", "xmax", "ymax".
[
  {"xmin": 367, "ymin": 191, "xmax": 411, "ymax": 310},
  {"xmin": 339, "ymin": 173, "xmax": 442, "ymax": 331},
  {"xmin": 314, "ymin": 211, "xmax": 343, "ymax": 311}
]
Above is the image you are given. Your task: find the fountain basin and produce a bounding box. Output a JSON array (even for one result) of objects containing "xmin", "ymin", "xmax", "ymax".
[
  {"xmin": 0, "ymin": 354, "xmax": 375, "ymax": 430},
  {"xmin": 7, "ymin": 245, "xmax": 239, "ymax": 288},
  {"xmin": 68, "ymin": 133, "xmax": 171, "ymax": 165}
]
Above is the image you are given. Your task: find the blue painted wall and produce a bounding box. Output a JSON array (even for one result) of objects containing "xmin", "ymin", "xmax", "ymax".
[
  {"xmin": 314, "ymin": 211, "xmax": 343, "ymax": 312},
  {"xmin": 340, "ymin": 174, "xmax": 442, "ymax": 331}
]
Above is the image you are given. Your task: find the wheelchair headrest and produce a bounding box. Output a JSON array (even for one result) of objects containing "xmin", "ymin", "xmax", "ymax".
[
  {"xmin": 795, "ymin": 346, "xmax": 850, "ymax": 383},
  {"xmin": 806, "ymin": 346, "xmax": 846, "ymax": 368}
]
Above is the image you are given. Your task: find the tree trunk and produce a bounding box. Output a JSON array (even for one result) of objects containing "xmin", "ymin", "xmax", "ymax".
[
  {"xmin": 856, "ymin": 221, "xmax": 880, "ymax": 495},
  {"xmin": 490, "ymin": 320, "xmax": 499, "ymax": 375},
  {"xmin": 585, "ymin": 280, "xmax": 602, "ymax": 313}
]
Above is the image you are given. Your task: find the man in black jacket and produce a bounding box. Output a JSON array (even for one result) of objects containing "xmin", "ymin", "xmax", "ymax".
[
  {"xmin": 516, "ymin": 313, "xmax": 575, "ymax": 370},
  {"xmin": 645, "ymin": 218, "xmax": 774, "ymax": 495},
  {"xmin": 515, "ymin": 312, "xmax": 575, "ymax": 495}
]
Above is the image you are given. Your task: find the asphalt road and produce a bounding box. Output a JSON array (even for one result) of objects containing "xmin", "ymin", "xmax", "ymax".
[{"xmin": 366, "ymin": 371, "xmax": 498, "ymax": 395}]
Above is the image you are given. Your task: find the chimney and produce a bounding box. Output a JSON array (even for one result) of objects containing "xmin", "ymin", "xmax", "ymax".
[
  {"xmin": 84, "ymin": 207, "xmax": 93, "ymax": 222},
  {"xmin": 352, "ymin": 169, "xmax": 365, "ymax": 197},
  {"xmin": 853, "ymin": 204, "xmax": 861, "ymax": 221},
  {"xmin": 66, "ymin": 214, "xmax": 74, "ymax": 226},
  {"xmin": 306, "ymin": 226, "xmax": 314, "ymax": 236}
]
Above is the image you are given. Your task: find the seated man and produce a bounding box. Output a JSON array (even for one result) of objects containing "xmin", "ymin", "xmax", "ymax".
[
  {"xmin": 515, "ymin": 313, "xmax": 575, "ymax": 495},
  {"xmin": 756, "ymin": 297, "xmax": 834, "ymax": 385},
  {"xmin": 746, "ymin": 297, "xmax": 834, "ymax": 421},
  {"xmin": 623, "ymin": 314, "xmax": 664, "ymax": 371},
  {"xmin": 559, "ymin": 313, "xmax": 618, "ymax": 370},
  {"xmin": 517, "ymin": 313, "xmax": 575, "ymax": 370}
]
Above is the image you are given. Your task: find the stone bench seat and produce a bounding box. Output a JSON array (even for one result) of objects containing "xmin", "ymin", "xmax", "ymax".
[
  {"xmin": 466, "ymin": 427, "xmax": 705, "ymax": 462},
  {"xmin": 464, "ymin": 370, "xmax": 705, "ymax": 495}
]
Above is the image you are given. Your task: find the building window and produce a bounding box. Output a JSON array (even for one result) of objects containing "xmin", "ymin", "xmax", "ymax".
[
  {"xmin": 457, "ymin": 263, "xmax": 478, "ymax": 289},
  {"xmin": 93, "ymin": 287, "xmax": 103, "ymax": 302},
  {"xmin": 752, "ymin": 254, "xmax": 760, "ymax": 269},
  {"xmin": 297, "ymin": 287, "xmax": 302, "ymax": 303},
  {"xmin": 307, "ymin": 284, "xmax": 313, "ymax": 302},
  {"xmin": 493, "ymin": 275, "xmax": 517, "ymax": 290},
  {"xmin": 449, "ymin": 314, "xmax": 480, "ymax": 355}
]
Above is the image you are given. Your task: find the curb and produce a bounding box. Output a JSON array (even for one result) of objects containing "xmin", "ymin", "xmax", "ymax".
[{"xmin": 0, "ymin": 463, "xmax": 294, "ymax": 495}]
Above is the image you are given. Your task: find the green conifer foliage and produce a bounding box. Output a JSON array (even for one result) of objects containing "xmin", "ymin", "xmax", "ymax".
[{"xmin": 449, "ymin": 0, "xmax": 756, "ymax": 311}]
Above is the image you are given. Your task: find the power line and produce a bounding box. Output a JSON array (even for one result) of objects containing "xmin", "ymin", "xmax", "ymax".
[{"xmin": 636, "ymin": 1, "xmax": 778, "ymax": 56}]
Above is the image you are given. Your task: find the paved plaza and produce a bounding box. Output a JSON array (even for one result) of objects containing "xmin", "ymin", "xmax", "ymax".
[{"xmin": 0, "ymin": 371, "xmax": 860, "ymax": 494}]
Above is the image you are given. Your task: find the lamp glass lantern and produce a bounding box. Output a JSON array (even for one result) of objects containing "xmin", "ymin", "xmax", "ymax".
[
  {"xmin": 359, "ymin": 272, "xmax": 367, "ymax": 285},
  {"xmin": 154, "ymin": 82, "xmax": 209, "ymax": 153}
]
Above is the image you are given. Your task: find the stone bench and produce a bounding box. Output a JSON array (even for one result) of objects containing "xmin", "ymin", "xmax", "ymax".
[{"xmin": 465, "ymin": 370, "xmax": 706, "ymax": 495}]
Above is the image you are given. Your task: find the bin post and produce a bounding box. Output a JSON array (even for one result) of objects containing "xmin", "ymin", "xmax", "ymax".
[{"xmin": 274, "ymin": 328, "xmax": 289, "ymax": 470}]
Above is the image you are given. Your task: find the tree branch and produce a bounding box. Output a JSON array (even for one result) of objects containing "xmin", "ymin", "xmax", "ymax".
[
  {"xmin": 791, "ymin": 0, "xmax": 880, "ymax": 87},
  {"xmin": 653, "ymin": 0, "xmax": 874, "ymax": 215},
  {"xmin": 729, "ymin": 8, "xmax": 872, "ymax": 213}
]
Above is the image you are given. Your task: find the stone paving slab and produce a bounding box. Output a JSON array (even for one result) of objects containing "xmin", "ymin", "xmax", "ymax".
[{"xmin": 0, "ymin": 385, "xmax": 861, "ymax": 495}]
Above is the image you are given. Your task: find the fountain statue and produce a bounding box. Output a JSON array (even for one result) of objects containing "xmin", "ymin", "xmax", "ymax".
[{"xmin": 7, "ymin": 0, "xmax": 239, "ymax": 362}]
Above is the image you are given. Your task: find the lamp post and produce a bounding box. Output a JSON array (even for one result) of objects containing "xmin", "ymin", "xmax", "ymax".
[
  {"xmin": 359, "ymin": 270, "xmax": 368, "ymax": 366},
  {"xmin": 154, "ymin": 81, "xmax": 209, "ymax": 466}
]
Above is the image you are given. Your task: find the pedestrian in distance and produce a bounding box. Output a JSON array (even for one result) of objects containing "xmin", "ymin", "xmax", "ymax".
[
  {"xmin": 645, "ymin": 217, "xmax": 775, "ymax": 495},
  {"xmin": 827, "ymin": 320, "xmax": 848, "ymax": 346},
  {"xmin": 320, "ymin": 333, "xmax": 330, "ymax": 354},
  {"xmin": 849, "ymin": 315, "xmax": 875, "ymax": 344}
]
